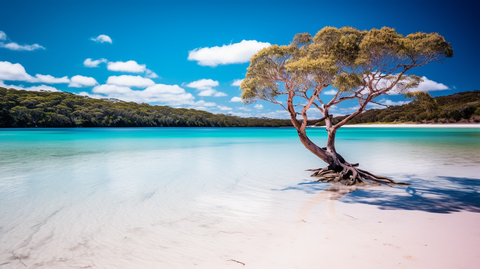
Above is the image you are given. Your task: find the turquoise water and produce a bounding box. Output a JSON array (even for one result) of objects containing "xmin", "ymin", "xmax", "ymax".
[{"xmin": 1, "ymin": 127, "xmax": 479, "ymax": 268}]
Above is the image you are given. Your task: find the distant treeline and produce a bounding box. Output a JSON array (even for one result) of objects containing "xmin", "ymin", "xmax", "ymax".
[
  {"xmin": 317, "ymin": 90, "xmax": 480, "ymax": 126},
  {"xmin": 0, "ymin": 88, "xmax": 305, "ymax": 128},
  {"xmin": 2, "ymin": 88, "xmax": 479, "ymax": 128}
]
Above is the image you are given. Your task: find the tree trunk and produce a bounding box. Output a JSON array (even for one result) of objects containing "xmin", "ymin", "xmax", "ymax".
[
  {"xmin": 297, "ymin": 124, "xmax": 407, "ymax": 186},
  {"xmin": 285, "ymin": 90, "xmax": 406, "ymax": 185},
  {"xmin": 325, "ymin": 128, "xmax": 344, "ymax": 171},
  {"xmin": 297, "ymin": 129, "xmax": 333, "ymax": 164}
]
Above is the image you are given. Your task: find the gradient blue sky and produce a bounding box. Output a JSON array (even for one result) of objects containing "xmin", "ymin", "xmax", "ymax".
[{"xmin": 1, "ymin": 0, "xmax": 478, "ymax": 118}]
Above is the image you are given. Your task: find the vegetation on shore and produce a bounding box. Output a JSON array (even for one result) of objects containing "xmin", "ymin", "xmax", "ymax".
[
  {"xmin": 316, "ymin": 90, "xmax": 480, "ymax": 126},
  {"xmin": 1, "ymin": 87, "xmax": 479, "ymax": 128},
  {"xmin": 0, "ymin": 87, "xmax": 303, "ymax": 127}
]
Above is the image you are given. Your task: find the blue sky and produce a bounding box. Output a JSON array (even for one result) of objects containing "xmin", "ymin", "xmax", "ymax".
[{"xmin": 1, "ymin": 0, "xmax": 478, "ymax": 118}]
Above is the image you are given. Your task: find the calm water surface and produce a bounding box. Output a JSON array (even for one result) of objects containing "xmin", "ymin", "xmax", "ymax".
[{"xmin": 1, "ymin": 127, "xmax": 479, "ymax": 268}]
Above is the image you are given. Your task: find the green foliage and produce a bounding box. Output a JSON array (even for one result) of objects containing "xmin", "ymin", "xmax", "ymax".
[
  {"xmin": 403, "ymin": 32, "xmax": 453, "ymax": 58},
  {"xmin": 332, "ymin": 73, "xmax": 363, "ymax": 92},
  {"xmin": 0, "ymin": 88, "xmax": 299, "ymax": 128},
  {"xmin": 405, "ymin": 91, "xmax": 438, "ymax": 113},
  {"xmin": 241, "ymin": 26, "xmax": 453, "ymax": 104},
  {"xmin": 317, "ymin": 91, "xmax": 480, "ymax": 125},
  {"xmin": 292, "ymin": 33, "xmax": 312, "ymax": 46}
]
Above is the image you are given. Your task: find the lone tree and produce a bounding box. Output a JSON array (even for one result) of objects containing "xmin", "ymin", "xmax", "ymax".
[{"xmin": 240, "ymin": 27, "xmax": 452, "ymax": 185}]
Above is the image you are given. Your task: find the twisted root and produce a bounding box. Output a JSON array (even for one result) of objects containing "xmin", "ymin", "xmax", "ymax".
[{"xmin": 308, "ymin": 164, "xmax": 409, "ymax": 186}]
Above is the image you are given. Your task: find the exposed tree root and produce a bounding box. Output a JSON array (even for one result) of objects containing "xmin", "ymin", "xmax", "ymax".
[{"xmin": 308, "ymin": 164, "xmax": 409, "ymax": 186}]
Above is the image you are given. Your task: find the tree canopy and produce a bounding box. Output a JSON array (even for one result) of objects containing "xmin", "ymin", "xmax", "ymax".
[{"xmin": 241, "ymin": 26, "xmax": 452, "ymax": 131}]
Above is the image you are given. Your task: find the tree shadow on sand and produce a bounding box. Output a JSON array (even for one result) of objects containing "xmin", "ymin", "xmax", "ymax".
[{"xmin": 277, "ymin": 176, "xmax": 480, "ymax": 214}]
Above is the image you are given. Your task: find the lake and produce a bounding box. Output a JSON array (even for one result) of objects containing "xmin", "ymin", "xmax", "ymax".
[{"xmin": 1, "ymin": 127, "xmax": 479, "ymax": 268}]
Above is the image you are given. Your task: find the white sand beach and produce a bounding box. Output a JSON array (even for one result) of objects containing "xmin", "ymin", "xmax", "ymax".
[
  {"xmin": 238, "ymin": 193, "xmax": 479, "ymax": 269},
  {"xmin": 188, "ymin": 184, "xmax": 480, "ymax": 269}
]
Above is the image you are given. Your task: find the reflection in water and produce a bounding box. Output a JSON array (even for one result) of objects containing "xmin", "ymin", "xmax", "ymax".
[{"xmin": 297, "ymin": 183, "xmax": 357, "ymax": 222}]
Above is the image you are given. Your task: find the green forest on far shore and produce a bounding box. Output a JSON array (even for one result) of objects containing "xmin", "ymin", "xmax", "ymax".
[
  {"xmin": 0, "ymin": 88, "xmax": 295, "ymax": 127},
  {"xmin": 316, "ymin": 90, "xmax": 480, "ymax": 126},
  {"xmin": 1, "ymin": 87, "xmax": 479, "ymax": 128}
]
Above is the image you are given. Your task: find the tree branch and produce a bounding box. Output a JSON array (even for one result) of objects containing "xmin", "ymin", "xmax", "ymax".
[
  {"xmin": 286, "ymin": 88, "xmax": 301, "ymax": 130},
  {"xmin": 300, "ymin": 86, "xmax": 324, "ymax": 132}
]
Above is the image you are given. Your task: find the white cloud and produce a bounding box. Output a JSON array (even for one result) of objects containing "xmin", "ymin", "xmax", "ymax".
[
  {"xmin": 196, "ymin": 89, "xmax": 227, "ymax": 97},
  {"xmin": 106, "ymin": 75, "xmax": 155, "ymax": 88},
  {"xmin": 35, "ymin": 74, "xmax": 69, "ymax": 84},
  {"xmin": 197, "ymin": 89, "xmax": 215, "ymax": 97},
  {"xmin": 305, "ymin": 109, "xmax": 326, "ymax": 119},
  {"xmin": 0, "ymin": 61, "xmax": 35, "ymax": 82},
  {"xmin": 238, "ymin": 106, "xmax": 251, "ymax": 111},
  {"xmin": 383, "ymin": 99, "xmax": 410, "ymax": 106},
  {"xmin": 145, "ymin": 69, "xmax": 159, "ymax": 78},
  {"xmin": 23, "ymin": 85, "xmax": 61, "ymax": 92},
  {"xmin": 367, "ymin": 75, "xmax": 448, "ymax": 95},
  {"xmin": 194, "ymin": 100, "xmax": 216, "ymax": 107},
  {"xmin": 88, "ymin": 84, "xmax": 224, "ymax": 109},
  {"xmin": 0, "ymin": 31, "xmax": 45, "ymax": 51},
  {"xmin": 0, "ymin": 80, "xmax": 60, "ymax": 92},
  {"xmin": 188, "ymin": 100, "xmax": 217, "ymax": 110},
  {"xmin": 230, "ymin": 112, "xmax": 253, "ymax": 117},
  {"xmin": 107, "ymin": 60, "xmax": 146, "ymax": 73},
  {"xmin": 336, "ymin": 105, "xmax": 360, "ymax": 115},
  {"xmin": 254, "ymin": 104, "xmax": 263, "ymax": 109},
  {"xmin": 0, "ymin": 42, "xmax": 45, "ymax": 51},
  {"xmin": 69, "ymin": 75, "xmax": 98, "ymax": 88},
  {"xmin": 0, "ymin": 61, "xmax": 70, "ymax": 85},
  {"xmin": 367, "ymin": 99, "xmax": 410, "ymax": 109},
  {"xmin": 84, "ymin": 58, "xmax": 107, "ymax": 67},
  {"xmin": 0, "ymin": 80, "xmax": 23, "ymax": 90},
  {"xmin": 259, "ymin": 110, "xmax": 290, "ymax": 119},
  {"xmin": 323, "ymin": 89, "xmax": 337, "ymax": 95},
  {"xmin": 86, "ymin": 58, "xmax": 158, "ymax": 78},
  {"xmin": 91, "ymin": 34, "xmax": 112, "ymax": 44},
  {"xmin": 188, "ymin": 40, "xmax": 271, "ymax": 67},
  {"xmin": 78, "ymin": 91, "xmax": 105, "ymax": 99},
  {"xmin": 92, "ymin": 84, "xmax": 132, "ymax": 94},
  {"xmin": 90, "ymin": 83, "xmax": 198, "ymax": 106},
  {"xmin": 186, "ymin": 78, "xmax": 226, "ymax": 97},
  {"xmin": 218, "ymin": 105, "xmax": 233, "ymax": 111},
  {"xmin": 231, "ymin": 79, "xmax": 244, "ymax": 86},
  {"xmin": 186, "ymin": 79, "xmax": 219, "ymax": 90},
  {"xmin": 230, "ymin": 96, "xmax": 243, "ymax": 102},
  {"xmin": 407, "ymin": 76, "xmax": 448, "ymax": 92}
]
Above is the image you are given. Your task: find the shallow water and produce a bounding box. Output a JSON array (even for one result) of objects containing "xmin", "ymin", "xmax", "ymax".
[{"xmin": 0, "ymin": 127, "xmax": 479, "ymax": 268}]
